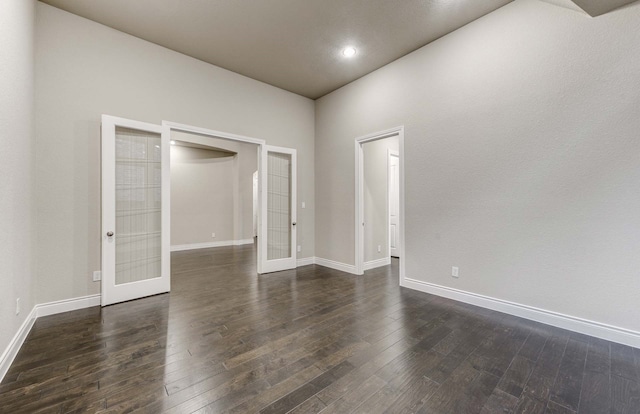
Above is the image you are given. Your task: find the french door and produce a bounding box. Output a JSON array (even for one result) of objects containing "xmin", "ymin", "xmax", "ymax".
[
  {"xmin": 389, "ymin": 150, "xmax": 400, "ymax": 258},
  {"xmin": 259, "ymin": 145, "xmax": 297, "ymax": 274},
  {"xmin": 101, "ymin": 115, "xmax": 170, "ymax": 306},
  {"xmin": 102, "ymin": 116, "xmax": 295, "ymax": 303}
]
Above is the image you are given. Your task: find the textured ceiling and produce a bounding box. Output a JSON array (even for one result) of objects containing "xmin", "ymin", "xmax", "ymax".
[{"xmin": 40, "ymin": 0, "xmax": 514, "ymax": 99}]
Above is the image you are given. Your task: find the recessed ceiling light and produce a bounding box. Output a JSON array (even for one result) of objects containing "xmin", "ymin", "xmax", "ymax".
[
  {"xmin": 170, "ymin": 140, "xmax": 176, "ymax": 145},
  {"xmin": 342, "ymin": 47, "xmax": 357, "ymax": 58}
]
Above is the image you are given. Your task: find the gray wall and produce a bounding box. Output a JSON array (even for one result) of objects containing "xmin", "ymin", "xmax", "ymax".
[
  {"xmin": 170, "ymin": 141, "xmax": 257, "ymax": 246},
  {"xmin": 315, "ymin": 0, "xmax": 640, "ymax": 332},
  {"xmin": 0, "ymin": 0, "xmax": 35, "ymax": 356},
  {"xmin": 363, "ymin": 137, "xmax": 398, "ymax": 262},
  {"xmin": 35, "ymin": 2, "xmax": 315, "ymax": 304}
]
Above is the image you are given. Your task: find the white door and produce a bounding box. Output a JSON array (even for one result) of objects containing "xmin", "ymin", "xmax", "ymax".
[
  {"xmin": 253, "ymin": 170, "xmax": 259, "ymax": 238},
  {"xmin": 389, "ymin": 151, "xmax": 400, "ymax": 258},
  {"xmin": 101, "ymin": 115, "xmax": 170, "ymax": 306},
  {"xmin": 259, "ymin": 145, "xmax": 297, "ymax": 273}
]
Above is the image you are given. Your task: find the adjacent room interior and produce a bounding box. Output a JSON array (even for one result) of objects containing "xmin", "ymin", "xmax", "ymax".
[
  {"xmin": 170, "ymin": 131, "xmax": 260, "ymax": 286},
  {"xmin": 170, "ymin": 133, "xmax": 258, "ymax": 253},
  {"xmin": 362, "ymin": 134, "xmax": 402, "ymax": 272},
  {"xmin": 2, "ymin": 0, "xmax": 640, "ymax": 412}
]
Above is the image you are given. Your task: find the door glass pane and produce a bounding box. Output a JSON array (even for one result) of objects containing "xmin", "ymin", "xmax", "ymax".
[
  {"xmin": 115, "ymin": 127, "xmax": 162, "ymax": 285},
  {"xmin": 267, "ymin": 152, "xmax": 291, "ymax": 260}
]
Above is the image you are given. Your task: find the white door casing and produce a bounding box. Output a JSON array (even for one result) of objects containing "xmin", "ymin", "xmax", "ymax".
[
  {"xmin": 101, "ymin": 115, "xmax": 170, "ymax": 306},
  {"xmin": 355, "ymin": 126, "xmax": 405, "ymax": 282},
  {"xmin": 160, "ymin": 121, "xmax": 268, "ymax": 273},
  {"xmin": 389, "ymin": 150, "xmax": 400, "ymax": 258},
  {"xmin": 160, "ymin": 122, "xmax": 298, "ymax": 275}
]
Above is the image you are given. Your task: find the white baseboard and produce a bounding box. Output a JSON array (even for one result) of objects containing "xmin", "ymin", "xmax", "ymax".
[
  {"xmin": 0, "ymin": 294, "xmax": 102, "ymax": 383},
  {"xmin": 364, "ymin": 257, "xmax": 391, "ymax": 271},
  {"xmin": 296, "ymin": 257, "xmax": 315, "ymax": 267},
  {"xmin": 4, "ymin": 277, "xmax": 637, "ymax": 386},
  {"xmin": 36, "ymin": 294, "xmax": 101, "ymax": 318},
  {"xmin": 0, "ymin": 306, "xmax": 37, "ymax": 383},
  {"xmin": 402, "ymin": 277, "xmax": 640, "ymax": 349},
  {"xmin": 171, "ymin": 239, "xmax": 254, "ymax": 252},
  {"xmin": 314, "ymin": 257, "xmax": 359, "ymax": 275}
]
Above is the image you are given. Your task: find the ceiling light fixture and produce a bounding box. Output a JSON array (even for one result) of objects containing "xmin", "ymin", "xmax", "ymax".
[
  {"xmin": 170, "ymin": 140, "xmax": 176, "ymax": 145},
  {"xmin": 342, "ymin": 47, "xmax": 357, "ymax": 58}
]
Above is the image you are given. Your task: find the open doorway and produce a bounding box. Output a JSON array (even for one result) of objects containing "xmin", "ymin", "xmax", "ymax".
[
  {"xmin": 101, "ymin": 117, "xmax": 298, "ymax": 306},
  {"xmin": 355, "ymin": 126, "xmax": 405, "ymax": 283},
  {"xmin": 162, "ymin": 121, "xmax": 298, "ymax": 276},
  {"xmin": 169, "ymin": 130, "xmax": 259, "ymax": 254},
  {"xmin": 169, "ymin": 130, "xmax": 260, "ymax": 285},
  {"xmin": 362, "ymin": 136, "xmax": 398, "ymax": 270}
]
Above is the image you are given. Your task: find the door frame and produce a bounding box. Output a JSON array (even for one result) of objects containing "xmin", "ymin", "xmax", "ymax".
[
  {"xmin": 162, "ymin": 121, "xmax": 266, "ymax": 274},
  {"xmin": 162, "ymin": 121, "xmax": 297, "ymax": 274},
  {"xmin": 354, "ymin": 126, "xmax": 405, "ymax": 283}
]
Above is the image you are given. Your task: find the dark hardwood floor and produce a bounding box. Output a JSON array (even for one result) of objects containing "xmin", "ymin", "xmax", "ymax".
[{"xmin": 1, "ymin": 245, "xmax": 639, "ymax": 413}]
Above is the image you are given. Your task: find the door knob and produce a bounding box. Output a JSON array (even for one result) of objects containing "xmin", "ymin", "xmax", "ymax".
[{"xmin": 106, "ymin": 231, "xmax": 114, "ymax": 237}]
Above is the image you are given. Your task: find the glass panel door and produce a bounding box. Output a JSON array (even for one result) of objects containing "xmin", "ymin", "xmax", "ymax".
[
  {"xmin": 259, "ymin": 145, "xmax": 296, "ymax": 273},
  {"xmin": 102, "ymin": 115, "xmax": 170, "ymax": 305},
  {"xmin": 115, "ymin": 127, "xmax": 162, "ymax": 285},
  {"xmin": 267, "ymin": 152, "xmax": 292, "ymax": 260}
]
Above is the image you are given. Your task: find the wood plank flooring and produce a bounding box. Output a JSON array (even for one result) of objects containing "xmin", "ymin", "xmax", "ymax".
[{"xmin": 1, "ymin": 244, "xmax": 639, "ymax": 413}]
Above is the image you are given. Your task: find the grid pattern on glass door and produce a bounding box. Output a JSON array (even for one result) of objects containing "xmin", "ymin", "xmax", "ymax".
[
  {"xmin": 114, "ymin": 127, "xmax": 162, "ymax": 285},
  {"xmin": 267, "ymin": 152, "xmax": 291, "ymax": 260},
  {"xmin": 390, "ymin": 160, "xmax": 399, "ymax": 250}
]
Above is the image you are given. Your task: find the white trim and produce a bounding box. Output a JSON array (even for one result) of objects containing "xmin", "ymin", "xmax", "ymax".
[
  {"xmin": 36, "ymin": 294, "xmax": 101, "ymax": 318},
  {"xmin": 0, "ymin": 307, "xmax": 37, "ymax": 383},
  {"xmin": 355, "ymin": 140, "xmax": 363, "ymax": 275},
  {"xmin": 0, "ymin": 294, "xmax": 101, "ymax": 383},
  {"xmin": 314, "ymin": 257, "xmax": 359, "ymax": 275},
  {"xmin": 364, "ymin": 257, "xmax": 391, "ymax": 271},
  {"xmin": 296, "ymin": 257, "xmax": 315, "ymax": 267},
  {"xmin": 355, "ymin": 126, "xmax": 406, "ymax": 284},
  {"xmin": 171, "ymin": 239, "xmax": 254, "ymax": 252},
  {"xmin": 402, "ymin": 277, "xmax": 640, "ymax": 348},
  {"xmin": 162, "ymin": 121, "xmax": 266, "ymax": 146}
]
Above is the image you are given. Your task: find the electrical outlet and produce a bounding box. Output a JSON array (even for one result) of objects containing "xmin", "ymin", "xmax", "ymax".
[
  {"xmin": 212, "ymin": 232, "xmax": 216, "ymax": 238},
  {"xmin": 377, "ymin": 245, "xmax": 381, "ymax": 253},
  {"xmin": 16, "ymin": 298, "xmax": 20, "ymax": 315},
  {"xmin": 301, "ymin": 202, "xmax": 306, "ymax": 209},
  {"xmin": 297, "ymin": 245, "xmax": 301, "ymax": 252},
  {"xmin": 452, "ymin": 266, "xmax": 459, "ymax": 278},
  {"xmin": 93, "ymin": 270, "xmax": 102, "ymax": 281}
]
